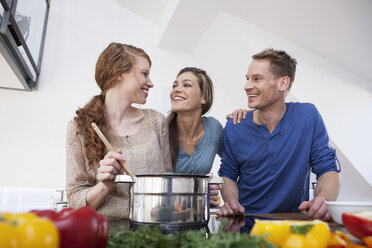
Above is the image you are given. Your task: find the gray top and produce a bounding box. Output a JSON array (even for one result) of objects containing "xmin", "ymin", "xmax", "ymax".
[{"xmin": 66, "ymin": 109, "xmax": 172, "ymax": 230}]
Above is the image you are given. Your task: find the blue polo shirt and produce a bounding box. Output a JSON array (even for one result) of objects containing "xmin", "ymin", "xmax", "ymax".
[
  {"xmin": 218, "ymin": 102, "xmax": 340, "ymax": 213},
  {"xmin": 174, "ymin": 116, "xmax": 223, "ymax": 175}
]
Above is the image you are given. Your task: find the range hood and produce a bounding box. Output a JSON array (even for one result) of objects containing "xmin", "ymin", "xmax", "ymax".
[{"xmin": 0, "ymin": 0, "xmax": 50, "ymax": 91}]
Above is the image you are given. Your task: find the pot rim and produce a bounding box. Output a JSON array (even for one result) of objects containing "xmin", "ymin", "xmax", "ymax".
[{"xmin": 136, "ymin": 173, "xmax": 209, "ymax": 178}]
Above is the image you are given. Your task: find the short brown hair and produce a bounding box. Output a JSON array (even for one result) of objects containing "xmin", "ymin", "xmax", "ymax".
[{"xmin": 253, "ymin": 48, "xmax": 297, "ymax": 92}]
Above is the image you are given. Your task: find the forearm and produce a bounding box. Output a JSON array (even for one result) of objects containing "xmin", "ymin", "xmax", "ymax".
[
  {"xmin": 86, "ymin": 182, "xmax": 112, "ymax": 209},
  {"xmin": 315, "ymin": 171, "xmax": 340, "ymax": 201},
  {"xmin": 220, "ymin": 177, "xmax": 239, "ymax": 202}
]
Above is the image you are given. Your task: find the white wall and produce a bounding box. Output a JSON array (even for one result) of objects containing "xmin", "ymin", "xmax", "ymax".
[
  {"xmin": 0, "ymin": 1, "xmax": 371, "ymax": 203},
  {"xmin": 196, "ymin": 14, "xmax": 372, "ymax": 200},
  {"xmin": 0, "ymin": 0, "xmax": 199, "ymax": 188}
]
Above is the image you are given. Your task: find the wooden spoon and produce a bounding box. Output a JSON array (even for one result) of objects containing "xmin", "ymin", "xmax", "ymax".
[{"xmin": 91, "ymin": 122, "xmax": 132, "ymax": 176}]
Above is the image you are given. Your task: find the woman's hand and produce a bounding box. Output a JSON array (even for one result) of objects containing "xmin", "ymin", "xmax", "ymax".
[
  {"xmin": 226, "ymin": 109, "xmax": 249, "ymax": 124},
  {"xmin": 209, "ymin": 184, "xmax": 222, "ymax": 208},
  {"xmin": 97, "ymin": 150, "xmax": 125, "ymax": 191}
]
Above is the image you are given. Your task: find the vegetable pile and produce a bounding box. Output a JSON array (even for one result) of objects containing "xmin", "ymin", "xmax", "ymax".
[
  {"xmin": 0, "ymin": 212, "xmax": 59, "ymax": 248},
  {"xmin": 108, "ymin": 219, "xmax": 276, "ymax": 248},
  {"xmin": 250, "ymin": 219, "xmax": 370, "ymax": 248},
  {"xmin": 250, "ymin": 219, "xmax": 331, "ymax": 248},
  {"xmin": 0, "ymin": 206, "xmax": 108, "ymax": 248},
  {"xmin": 32, "ymin": 206, "xmax": 108, "ymax": 248}
]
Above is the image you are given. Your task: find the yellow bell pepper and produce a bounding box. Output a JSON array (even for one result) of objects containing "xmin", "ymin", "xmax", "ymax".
[
  {"xmin": 250, "ymin": 219, "xmax": 331, "ymax": 248},
  {"xmin": 0, "ymin": 212, "xmax": 59, "ymax": 248}
]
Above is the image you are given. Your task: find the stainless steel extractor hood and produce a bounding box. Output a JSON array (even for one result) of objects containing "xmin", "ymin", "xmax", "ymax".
[{"xmin": 0, "ymin": 0, "xmax": 50, "ymax": 91}]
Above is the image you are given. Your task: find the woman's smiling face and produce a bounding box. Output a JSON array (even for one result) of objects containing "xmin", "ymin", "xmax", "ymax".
[
  {"xmin": 170, "ymin": 71, "xmax": 206, "ymax": 114},
  {"xmin": 116, "ymin": 55, "xmax": 153, "ymax": 105}
]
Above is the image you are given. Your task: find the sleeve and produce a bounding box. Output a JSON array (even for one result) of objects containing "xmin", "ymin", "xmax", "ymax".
[
  {"xmin": 158, "ymin": 113, "xmax": 173, "ymax": 173},
  {"xmin": 309, "ymin": 105, "xmax": 341, "ymax": 179},
  {"xmin": 218, "ymin": 120, "xmax": 240, "ymax": 182},
  {"xmin": 216, "ymin": 119, "xmax": 224, "ymax": 157},
  {"xmin": 65, "ymin": 120, "xmax": 92, "ymax": 208}
]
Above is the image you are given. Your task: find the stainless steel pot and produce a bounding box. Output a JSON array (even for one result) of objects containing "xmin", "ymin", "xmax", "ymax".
[{"xmin": 115, "ymin": 173, "xmax": 221, "ymax": 229}]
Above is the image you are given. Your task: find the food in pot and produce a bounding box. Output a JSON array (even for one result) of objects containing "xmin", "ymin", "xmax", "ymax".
[{"xmin": 150, "ymin": 198, "xmax": 191, "ymax": 221}]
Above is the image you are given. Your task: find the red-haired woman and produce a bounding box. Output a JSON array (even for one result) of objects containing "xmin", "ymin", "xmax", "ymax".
[{"xmin": 66, "ymin": 43, "xmax": 172, "ymax": 230}]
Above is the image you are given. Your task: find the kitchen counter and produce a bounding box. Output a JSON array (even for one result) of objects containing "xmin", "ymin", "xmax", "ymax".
[{"xmin": 207, "ymin": 210, "xmax": 362, "ymax": 244}]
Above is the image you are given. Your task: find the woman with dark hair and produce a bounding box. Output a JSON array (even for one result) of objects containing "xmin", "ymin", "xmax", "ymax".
[
  {"xmin": 66, "ymin": 43, "xmax": 172, "ymax": 230},
  {"xmin": 168, "ymin": 67, "xmax": 221, "ymax": 175},
  {"xmin": 168, "ymin": 67, "xmax": 246, "ymax": 206}
]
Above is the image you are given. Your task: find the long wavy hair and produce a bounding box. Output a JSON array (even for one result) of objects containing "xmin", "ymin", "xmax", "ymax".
[
  {"xmin": 74, "ymin": 42, "xmax": 151, "ymax": 180},
  {"xmin": 167, "ymin": 67, "xmax": 214, "ymax": 167}
]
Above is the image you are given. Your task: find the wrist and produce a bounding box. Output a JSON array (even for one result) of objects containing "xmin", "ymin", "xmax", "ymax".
[{"xmin": 98, "ymin": 181, "xmax": 115, "ymax": 195}]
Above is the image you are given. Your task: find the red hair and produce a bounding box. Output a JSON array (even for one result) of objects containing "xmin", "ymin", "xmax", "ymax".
[{"xmin": 74, "ymin": 43, "xmax": 151, "ymax": 180}]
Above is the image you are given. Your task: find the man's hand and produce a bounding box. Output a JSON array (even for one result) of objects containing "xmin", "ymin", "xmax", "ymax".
[
  {"xmin": 216, "ymin": 199, "xmax": 245, "ymax": 217},
  {"xmin": 298, "ymin": 196, "xmax": 331, "ymax": 221},
  {"xmin": 226, "ymin": 109, "xmax": 249, "ymax": 124},
  {"xmin": 209, "ymin": 184, "xmax": 222, "ymax": 208}
]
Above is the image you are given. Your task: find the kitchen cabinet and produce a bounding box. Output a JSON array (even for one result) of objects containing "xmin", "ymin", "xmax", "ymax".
[{"xmin": 0, "ymin": 0, "xmax": 49, "ymax": 90}]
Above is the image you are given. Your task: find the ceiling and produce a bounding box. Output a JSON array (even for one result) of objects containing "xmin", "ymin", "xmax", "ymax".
[
  {"xmin": 114, "ymin": 0, "xmax": 372, "ymax": 85},
  {"xmin": 2, "ymin": 0, "xmax": 371, "ymax": 90}
]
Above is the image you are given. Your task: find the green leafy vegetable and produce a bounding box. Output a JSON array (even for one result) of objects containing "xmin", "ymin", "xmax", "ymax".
[{"xmin": 107, "ymin": 220, "xmax": 277, "ymax": 248}]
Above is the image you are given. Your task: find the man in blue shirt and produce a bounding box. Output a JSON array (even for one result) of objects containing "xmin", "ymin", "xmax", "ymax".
[{"xmin": 217, "ymin": 48, "xmax": 340, "ymax": 220}]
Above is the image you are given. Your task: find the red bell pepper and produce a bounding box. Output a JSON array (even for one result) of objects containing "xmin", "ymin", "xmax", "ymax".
[
  {"xmin": 342, "ymin": 211, "xmax": 372, "ymax": 240},
  {"xmin": 31, "ymin": 206, "xmax": 108, "ymax": 248}
]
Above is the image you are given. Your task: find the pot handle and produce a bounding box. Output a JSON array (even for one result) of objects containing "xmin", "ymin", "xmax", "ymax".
[
  {"xmin": 208, "ymin": 175, "xmax": 224, "ymax": 184},
  {"xmin": 114, "ymin": 174, "xmax": 136, "ymax": 183}
]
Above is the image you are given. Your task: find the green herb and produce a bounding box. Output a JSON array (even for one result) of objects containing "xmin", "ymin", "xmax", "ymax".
[
  {"xmin": 108, "ymin": 221, "xmax": 277, "ymax": 248},
  {"xmin": 290, "ymin": 224, "xmax": 314, "ymax": 235}
]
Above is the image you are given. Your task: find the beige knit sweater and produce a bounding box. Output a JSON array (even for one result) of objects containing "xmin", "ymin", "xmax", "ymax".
[{"xmin": 66, "ymin": 109, "xmax": 172, "ymax": 230}]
